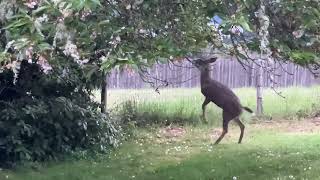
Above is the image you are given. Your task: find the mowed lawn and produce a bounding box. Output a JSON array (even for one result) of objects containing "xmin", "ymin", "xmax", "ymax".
[
  {"xmin": 2, "ymin": 87, "xmax": 320, "ymax": 180},
  {"xmin": 2, "ymin": 120, "xmax": 320, "ymax": 180}
]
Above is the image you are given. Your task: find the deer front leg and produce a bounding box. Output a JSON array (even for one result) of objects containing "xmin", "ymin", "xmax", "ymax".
[{"xmin": 201, "ymin": 98, "xmax": 210, "ymax": 123}]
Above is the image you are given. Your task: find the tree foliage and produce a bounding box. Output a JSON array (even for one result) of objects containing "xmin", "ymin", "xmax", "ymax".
[
  {"xmin": 209, "ymin": 0, "xmax": 319, "ymax": 73},
  {"xmin": 1, "ymin": 0, "xmax": 318, "ymax": 79},
  {"xmin": 0, "ymin": 0, "xmax": 217, "ymax": 75}
]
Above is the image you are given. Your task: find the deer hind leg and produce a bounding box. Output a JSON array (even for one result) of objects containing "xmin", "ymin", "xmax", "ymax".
[
  {"xmin": 214, "ymin": 111, "xmax": 232, "ymax": 145},
  {"xmin": 201, "ymin": 98, "xmax": 210, "ymax": 123},
  {"xmin": 234, "ymin": 117, "xmax": 245, "ymax": 144}
]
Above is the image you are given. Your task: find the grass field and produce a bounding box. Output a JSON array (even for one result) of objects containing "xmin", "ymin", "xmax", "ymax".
[
  {"xmin": 2, "ymin": 120, "xmax": 320, "ymax": 180},
  {"xmin": 102, "ymin": 86, "xmax": 320, "ymax": 125},
  {"xmin": 2, "ymin": 86, "xmax": 320, "ymax": 180}
]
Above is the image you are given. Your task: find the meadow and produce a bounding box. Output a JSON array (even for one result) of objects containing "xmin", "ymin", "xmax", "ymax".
[{"xmin": 2, "ymin": 86, "xmax": 320, "ymax": 180}]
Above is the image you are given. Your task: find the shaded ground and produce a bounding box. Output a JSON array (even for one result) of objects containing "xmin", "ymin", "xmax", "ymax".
[
  {"xmin": 159, "ymin": 117, "xmax": 320, "ymax": 142},
  {"xmin": 2, "ymin": 119, "xmax": 320, "ymax": 180},
  {"xmin": 250, "ymin": 117, "xmax": 320, "ymax": 134}
]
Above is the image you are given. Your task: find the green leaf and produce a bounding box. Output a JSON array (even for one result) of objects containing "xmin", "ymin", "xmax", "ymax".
[
  {"xmin": 38, "ymin": 42, "xmax": 52, "ymax": 51},
  {"xmin": 98, "ymin": 20, "xmax": 110, "ymax": 26},
  {"xmin": 237, "ymin": 15, "xmax": 252, "ymax": 32},
  {"xmin": 32, "ymin": 5, "xmax": 50, "ymax": 15},
  {"xmin": 5, "ymin": 20, "xmax": 29, "ymax": 30},
  {"xmin": 312, "ymin": 8, "xmax": 320, "ymax": 18},
  {"xmin": 84, "ymin": 65, "xmax": 100, "ymax": 79}
]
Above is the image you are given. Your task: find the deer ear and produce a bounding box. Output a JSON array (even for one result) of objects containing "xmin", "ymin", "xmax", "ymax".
[{"xmin": 207, "ymin": 57, "xmax": 217, "ymax": 63}]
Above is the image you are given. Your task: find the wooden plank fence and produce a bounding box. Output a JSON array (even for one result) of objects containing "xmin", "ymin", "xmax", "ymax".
[{"xmin": 107, "ymin": 58, "xmax": 319, "ymax": 89}]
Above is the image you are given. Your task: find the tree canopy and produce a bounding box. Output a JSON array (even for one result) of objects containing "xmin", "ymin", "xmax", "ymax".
[
  {"xmin": 0, "ymin": 0, "xmax": 218, "ymax": 80},
  {"xmin": 211, "ymin": 0, "xmax": 319, "ymax": 74},
  {"xmin": 0, "ymin": 0, "xmax": 319, "ymax": 79}
]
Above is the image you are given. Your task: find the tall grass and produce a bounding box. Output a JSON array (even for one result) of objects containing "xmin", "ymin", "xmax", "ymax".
[{"xmin": 98, "ymin": 86, "xmax": 320, "ymax": 126}]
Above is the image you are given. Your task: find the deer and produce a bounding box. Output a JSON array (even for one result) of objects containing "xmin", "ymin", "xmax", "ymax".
[{"xmin": 189, "ymin": 56, "xmax": 253, "ymax": 145}]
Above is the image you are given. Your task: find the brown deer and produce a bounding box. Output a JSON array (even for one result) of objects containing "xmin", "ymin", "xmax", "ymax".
[{"xmin": 190, "ymin": 57, "xmax": 253, "ymax": 144}]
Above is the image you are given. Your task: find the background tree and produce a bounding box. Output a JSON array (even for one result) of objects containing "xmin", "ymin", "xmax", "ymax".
[
  {"xmin": 0, "ymin": 0, "xmax": 220, "ymax": 112},
  {"xmin": 202, "ymin": 0, "xmax": 319, "ymax": 115}
]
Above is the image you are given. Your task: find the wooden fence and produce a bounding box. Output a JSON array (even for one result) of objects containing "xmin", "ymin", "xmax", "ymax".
[{"xmin": 107, "ymin": 58, "xmax": 319, "ymax": 89}]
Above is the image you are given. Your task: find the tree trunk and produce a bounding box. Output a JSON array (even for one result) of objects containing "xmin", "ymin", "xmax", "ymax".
[
  {"xmin": 256, "ymin": 59, "xmax": 263, "ymax": 115},
  {"xmin": 100, "ymin": 74, "xmax": 108, "ymax": 113},
  {"xmin": 255, "ymin": 0, "xmax": 271, "ymax": 116}
]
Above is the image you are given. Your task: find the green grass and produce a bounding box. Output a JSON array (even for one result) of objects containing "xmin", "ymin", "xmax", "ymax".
[
  {"xmin": 3, "ymin": 121, "xmax": 320, "ymax": 180},
  {"xmin": 101, "ymin": 86, "xmax": 320, "ymax": 125},
  {"xmin": 2, "ymin": 87, "xmax": 319, "ymax": 179}
]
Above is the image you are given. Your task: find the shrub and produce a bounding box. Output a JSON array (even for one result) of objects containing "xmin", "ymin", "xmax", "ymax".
[
  {"xmin": 0, "ymin": 98, "xmax": 120, "ymax": 165},
  {"xmin": 0, "ymin": 60, "xmax": 121, "ymax": 167}
]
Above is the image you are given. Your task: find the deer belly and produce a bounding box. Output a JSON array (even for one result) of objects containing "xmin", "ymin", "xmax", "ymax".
[
  {"xmin": 223, "ymin": 101, "xmax": 242, "ymax": 116},
  {"xmin": 210, "ymin": 97, "xmax": 242, "ymax": 114}
]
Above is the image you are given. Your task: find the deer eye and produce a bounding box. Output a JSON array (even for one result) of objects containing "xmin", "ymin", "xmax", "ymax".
[{"xmin": 200, "ymin": 60, "xmax": 206, "ymax": 64}]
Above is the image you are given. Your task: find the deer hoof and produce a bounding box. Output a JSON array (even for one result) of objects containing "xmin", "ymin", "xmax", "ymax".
[
  {"xmin": 199, "ymin": 116, "xmax": 207, "ymax": 123},
  {"xmin": 201, "ymin": 118, "xmax": 208, "ymax": 124}
]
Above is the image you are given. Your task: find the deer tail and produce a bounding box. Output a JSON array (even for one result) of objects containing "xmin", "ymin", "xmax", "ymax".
[{"xmin": 242, "ymin": 106, "xmax": 253, "ymax": 113}]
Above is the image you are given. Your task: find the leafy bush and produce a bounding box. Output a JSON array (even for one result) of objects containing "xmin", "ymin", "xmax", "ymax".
[
  {"xmin": 0, "ymin": 98, "xmax": 119, "ymax": 164},
  {"xmin": 0, "ymin": 60, "xmax": 120, "ymax": 167}
]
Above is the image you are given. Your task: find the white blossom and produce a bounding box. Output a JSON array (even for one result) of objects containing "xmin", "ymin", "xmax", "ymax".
[
  {"xmin": 36, "ymin": 14, "xmax": 49, "ymax": 23},
  {"xmin": 292, "ymin": 29, "xmax": 305, "ymax": 39},
  {"xmin": 126, "ymin": 4, "xmax": 132, "ymax": 10},
  {"xmin": 25, "ymin": 47, "xmax": 33, "ymax": 62},
  {"xmin": 139, "ymin": 29, "xmax": 147, "ymax": 34},
  {"xmin": 81, "ymin": 10, "xmax": 92, "ymax": 20},
  {"xmin": 115, "ymin": 36, "xmax": 121, "ymax": 42},
  {"xmin": 230, "ymin": 25, "xmax": 243, "ymax": 35},
  {"xmin": 37, "ymin": 56, "xmax": 52, "ymax": 74},
  {"xmin": 11, "ymin": 61, "xmax": 21, "ymax": 84},
  {"xmin": 0, "ymin": 0, "xmax": 15, "ymax": 22},
  {"xmin": 4, "ymin": 40, "xmax": 15, "ymax": 52},
  {"xmin": 63, "ymin": 40, "xmax": 80, "ymax": 61},
  {"xmin": 24, "ymin": 0, "xmax": 38, "ymax": 9}
]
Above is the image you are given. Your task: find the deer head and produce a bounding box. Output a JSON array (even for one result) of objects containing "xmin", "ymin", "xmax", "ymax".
[{"xmin": 192, "ymin": 57, "xmax": 217, "ymax": 71}]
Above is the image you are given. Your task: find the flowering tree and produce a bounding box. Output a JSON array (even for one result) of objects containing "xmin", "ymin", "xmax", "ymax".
[
  {"xmin": 0, "ymin": 0, "xmax": 217, "ymax": 74},
  {"xmin": 0, "ymin": 0, "xmax": 220, "ymax": 111},
  {"xmin": 0, "ymin": 0, "xmax": 319, "ymax": 112}
]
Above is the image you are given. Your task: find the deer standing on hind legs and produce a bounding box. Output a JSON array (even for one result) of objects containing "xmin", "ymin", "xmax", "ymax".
[{"xmin": 190, "ymin": 57, "xmax": 253, "ymax": 145}]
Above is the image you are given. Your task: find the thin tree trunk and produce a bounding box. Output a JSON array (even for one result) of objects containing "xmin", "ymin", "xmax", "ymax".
[
  {"xmin": 100, "ymin": 74, "xmax": 108, "ymax": 113},
  {"xmin": 255, "ymin": 0, "xmax": 271, "ymax": 116},
  {"xmin": 256, "ymin": 59, "xmax": 263, "ymax": 115}
]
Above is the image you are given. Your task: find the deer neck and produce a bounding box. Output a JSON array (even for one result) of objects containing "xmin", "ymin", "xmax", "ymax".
[{"xmin": 200, "ymin": 68, "xmax": 211, "ymax": 87}]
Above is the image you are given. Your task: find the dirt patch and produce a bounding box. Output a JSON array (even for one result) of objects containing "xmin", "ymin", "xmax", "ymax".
[
  {"xmin": 208, "ymin": 118, "xmax": 320, "ymax": 141},
  {"xmin": 250, "ymin": 117, "xmax": 320, "ymax": 134},
  {"xmin": 158, "ymin": 127, "xmax": 186, "ymax": 138},
  {"xmin": 156, "ymin": 118, "xmax": 320, "ymax": 143}
]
